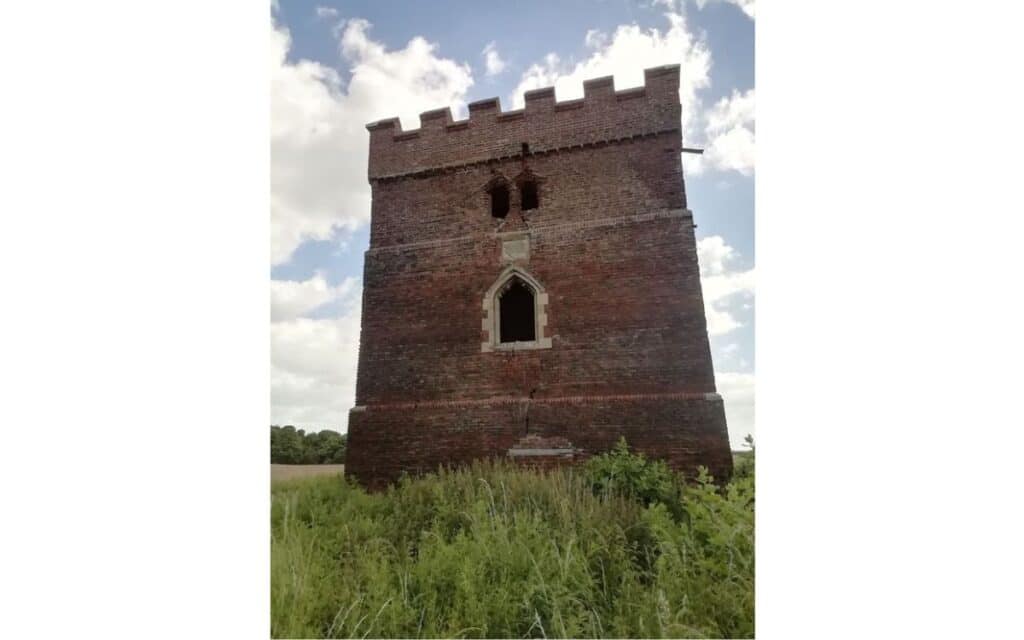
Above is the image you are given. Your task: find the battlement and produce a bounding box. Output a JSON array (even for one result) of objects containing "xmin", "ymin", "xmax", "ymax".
[{"xmin": 366, "ymin": 64, "xmax": 682, "ymax": 180}]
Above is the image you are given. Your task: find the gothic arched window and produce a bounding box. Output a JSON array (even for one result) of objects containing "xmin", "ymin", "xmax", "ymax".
[{"xmin": 499, "ymin": 279, "xmax": 536, "ymax": 343}]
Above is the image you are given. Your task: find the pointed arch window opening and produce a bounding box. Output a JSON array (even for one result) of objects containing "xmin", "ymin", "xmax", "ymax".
[{"xmin": 498, "ymin": 278, "xmax": 536, "ymax": 343}]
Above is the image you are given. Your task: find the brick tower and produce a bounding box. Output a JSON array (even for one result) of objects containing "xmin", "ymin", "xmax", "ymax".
[{"xmin": 347, "ymin": 65, "xmax": 732, "ymax": 489}]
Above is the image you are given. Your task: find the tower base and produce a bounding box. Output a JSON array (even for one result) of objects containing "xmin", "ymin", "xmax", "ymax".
[{"xmin": 346, "ymin": 393, "xmax": 732, "ymax": 491}]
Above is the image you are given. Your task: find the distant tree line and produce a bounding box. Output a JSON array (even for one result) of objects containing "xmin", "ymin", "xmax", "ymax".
[{"xmin": 271, "ymin": 425, "xmax": 347, "ymax": 464}]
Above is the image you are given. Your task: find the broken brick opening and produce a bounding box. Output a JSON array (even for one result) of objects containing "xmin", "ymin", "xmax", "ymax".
[
  {"xmin": 520, "ymin": 180, "xmax": 539, "ymax": 211},
  {"xmin": 490, "ymin": 183, "xmax": 510, "ymax": 218},
  {"xmin": 499, "ymin": 279, "xmax": 536, "ymax": 343}
]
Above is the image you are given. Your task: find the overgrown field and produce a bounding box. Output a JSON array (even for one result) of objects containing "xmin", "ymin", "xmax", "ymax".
[{"xmin": 271, "ymin": 443, "xmax": 754, "ymax": 638}]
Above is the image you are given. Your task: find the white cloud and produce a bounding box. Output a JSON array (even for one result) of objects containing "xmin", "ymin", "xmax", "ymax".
[
  {"xmin": 717, "ymin": 371, "xmax": 754, "ymax": 449},
  {"xmin": 698, "ymin": 235, "xmax": 755, "ymax": 336},
  {"xmin": 511, "ymin": 10, "xmax": 711, "ymax": 140},
  {"xmin": 271, "ymin": 276, "xmax": 362, "ymax": 430},
  {"xmin": 270, "ymin": 274, "xmax": 356, "ymax": 321},
  {"xmin": 584, "ymin": 29, "xmax": 608, "ymax": 49},
  {"xmin": 695, "ymin": 0, "xmax": 756, "ymax": 20},
  {"xmin": 482, "ymin": 41, "xmax": 506, "ymax": 76},
  {"xmin": 315, "ymin": 6, "xmax": 338, "ymax": 20},
  {"xmin": 703, "ymin": 88, "xmax": 754, "ymax": 175},
  {"xmin": 338, "ymin": 19, "xmax": 474, "ymax": 128},
  {"xmin": 705, "ymin": 88, "xmax": 754, "ymax": 134},
  {"xmin": 696, "ymin": 234, "xmax": 735, "ymax": 276},
  {"xmin": 271, "ymin": 18, "xmax": 473, "ymax": 265},
  {"xmin": 271, "ymin": 313, "xmax": 361, "ymax": 430}
]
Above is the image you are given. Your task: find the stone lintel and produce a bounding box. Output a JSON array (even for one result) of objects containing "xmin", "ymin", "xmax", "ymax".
[{"xmin": 508, "ymin": 448, "xmax": 576, "ymax": 457}]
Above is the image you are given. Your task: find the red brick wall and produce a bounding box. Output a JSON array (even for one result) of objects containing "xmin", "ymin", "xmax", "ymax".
[
  {"xmin": 349, "ymin": 395, "xmax": 731, "ymax": 491},
  {"xmin": 347, "ymin": 64, "xmax": 732, "ymax": 488},
  {"xmin": 367, "ymin": 130, "xmax": 687, "ymax": 248}
]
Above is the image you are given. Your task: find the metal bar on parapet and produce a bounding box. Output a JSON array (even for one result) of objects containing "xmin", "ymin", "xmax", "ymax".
[{"xmin": 681, "ymin": 147, "xmax": 704, "ymax": 154}]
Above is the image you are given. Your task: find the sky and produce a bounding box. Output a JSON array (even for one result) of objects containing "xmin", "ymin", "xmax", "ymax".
[{"xmin": 270, "ymin": 0, "xmax": 755, "ymax": 448}]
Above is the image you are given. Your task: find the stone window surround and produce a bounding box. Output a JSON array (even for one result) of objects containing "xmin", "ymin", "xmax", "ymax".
[{"xmin": 481, "ymin": 265, "xmax": 552, "ymax": 353}]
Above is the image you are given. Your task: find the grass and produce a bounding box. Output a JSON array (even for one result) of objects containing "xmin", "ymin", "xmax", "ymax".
[
  {"xmin": 271, "ymin": 453, "xmax": 754, "ymax": 638},
  {"xmin": 271, "ymin": 464, "xmax": 346, "ymax": 483}
]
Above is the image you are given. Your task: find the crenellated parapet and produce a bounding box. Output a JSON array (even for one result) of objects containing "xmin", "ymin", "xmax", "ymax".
[{"xmin": 366, "ymin": 64, "xmax": 682, "ymax": 180}]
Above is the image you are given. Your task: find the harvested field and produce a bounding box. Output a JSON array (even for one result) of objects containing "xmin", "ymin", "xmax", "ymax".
[{"xmin": 271, "ymin": 464, "xmax": 344, "ymax": 483}]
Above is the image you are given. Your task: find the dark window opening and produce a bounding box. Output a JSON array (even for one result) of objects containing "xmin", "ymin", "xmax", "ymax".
[
  {"xmin": 490, "ymin": 184, "xmax": 510, "ymax": 218},
  {"xmin": 520, "ymin": 181, "xmax": 539, "ymax": 211},
  {"xmin": 499, "ymin": 280, "xmax": 536, "ymax": 343},
  {"xmin": 521, "ymin": 142, "xmax": 530, "ymax": 156}
]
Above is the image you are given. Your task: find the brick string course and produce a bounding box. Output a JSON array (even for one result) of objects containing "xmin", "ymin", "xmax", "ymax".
[{"xmin": 347, "ymin": 64, "xmax": 733, "ymax": 490}]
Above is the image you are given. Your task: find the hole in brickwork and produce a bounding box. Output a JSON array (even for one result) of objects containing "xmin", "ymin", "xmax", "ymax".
[
  {"xmin": 490, "ymin": 184, "xmax": 510, "ymax": 218},
  {"xmin": 499, "ymin": 279, "xmax": 536, "ymax": 343},
  {"xmin": 520, "ymin": 181, "xmax": 539, "ymax": 211}
]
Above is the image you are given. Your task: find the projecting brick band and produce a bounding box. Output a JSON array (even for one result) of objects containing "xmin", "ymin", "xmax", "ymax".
[
  {"xmin": 365, "ymin": 207, "xmax": 692, "ymax": 254},
  {"xmin": 368, "ymin": 127, "xmax": 681, "ymax": 182},
  {"xmin": 352, "ymin": 390, "xmax": 722, "ymax": 412}
]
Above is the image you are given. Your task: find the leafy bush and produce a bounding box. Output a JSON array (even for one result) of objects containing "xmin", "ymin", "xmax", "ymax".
[
  {"xmin": 584, "ymin": 438, "xmax": 682, "ymax": 516},
  {"xmin": 271, "ymin": 456, "xmax": 754, "ymax": 638}
]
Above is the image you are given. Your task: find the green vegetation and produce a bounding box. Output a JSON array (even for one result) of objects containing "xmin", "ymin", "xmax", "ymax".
[
  {"xmin": 732, "ymin": 434, "xmax": 754, "ymax": 481},
  {"xmin": 271, "ymin": 440, "xmax": 753, "ymax": 638},
  {"xmin": 271, "ymin": 425, "xmax": 347, "ymax": 464}
]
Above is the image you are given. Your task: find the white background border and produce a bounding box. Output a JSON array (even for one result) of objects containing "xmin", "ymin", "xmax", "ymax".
[{"xmin": 1, "ymin": 2, "xmax": 1022, "ymax": 638}]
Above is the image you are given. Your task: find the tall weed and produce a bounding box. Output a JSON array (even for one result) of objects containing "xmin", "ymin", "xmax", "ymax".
[{"xmin": 271, "ymin": 456, "xmax": 753, "ymax": 638}]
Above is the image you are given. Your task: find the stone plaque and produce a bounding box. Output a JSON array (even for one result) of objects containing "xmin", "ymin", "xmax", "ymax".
[{"xmin": 501, "ymin": 237, "xmax": 530, "ymax": 263}]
